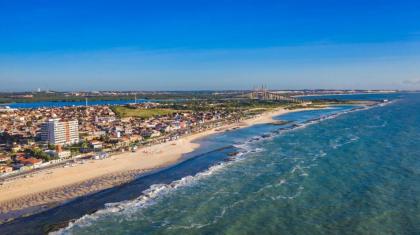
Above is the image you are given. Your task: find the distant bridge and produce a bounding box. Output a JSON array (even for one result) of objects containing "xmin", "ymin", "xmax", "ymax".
[{"xmin": 246, "ymin": 87, "xmax": 304, "ymax": 103}]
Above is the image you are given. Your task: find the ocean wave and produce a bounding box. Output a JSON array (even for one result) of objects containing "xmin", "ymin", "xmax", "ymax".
[
  {"xmin": 365, "ymin": 121, "xmax": 388, "ymax": 128},
  {"xmin": 236, "ymin": 103, "xmax": 385, "ymax": 154},
  {"xmin": 271, "ymin": 186, "xmax": 305, "ymax": 200},
  {"xmin": 166, "ymin": 197, "xmax": 248, "ymax": 231},
  {"xmin": 53, "ymin": 150, "xmax": 252, "ymax": 234},
  {"xmin": 330, "ymin": 134, "xmax": 360, "ymax": 149}
]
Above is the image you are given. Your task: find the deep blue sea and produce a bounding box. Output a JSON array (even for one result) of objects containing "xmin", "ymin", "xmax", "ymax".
[{"xmin": 1, "ymin": 93, "xmax": 419, "ymax": 235}]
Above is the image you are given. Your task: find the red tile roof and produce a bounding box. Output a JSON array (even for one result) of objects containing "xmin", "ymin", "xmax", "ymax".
[{"xmin": 16, "ymin": 156, "xmax": 42, "ymax": 165}]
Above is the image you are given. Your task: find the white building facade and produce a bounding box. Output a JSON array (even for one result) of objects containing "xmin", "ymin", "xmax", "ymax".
[{"xmin": 41, "ymin": 119, "xmax": 79, "ymax": 145}]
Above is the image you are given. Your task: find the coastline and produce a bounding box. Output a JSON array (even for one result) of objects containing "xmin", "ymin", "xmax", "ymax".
[{"xmin": 0, "ymin": 107, "xmax": 320, "ymax": 222}]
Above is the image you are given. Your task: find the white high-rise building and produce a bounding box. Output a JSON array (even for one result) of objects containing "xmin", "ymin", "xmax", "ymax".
[{"xmin": 41, "ymin": 119, "xmax": 79, "ymax": 145}]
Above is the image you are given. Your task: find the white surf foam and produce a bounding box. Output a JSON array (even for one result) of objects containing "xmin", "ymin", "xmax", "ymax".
[{"xmin": 53, "ymin": 148, "xmax": 256, "ymax": 234}]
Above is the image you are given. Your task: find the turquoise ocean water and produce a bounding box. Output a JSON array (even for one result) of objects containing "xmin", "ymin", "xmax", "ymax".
[{"xmin": 2, "ymin": 93, "xmax": 419, "ymax": 235}]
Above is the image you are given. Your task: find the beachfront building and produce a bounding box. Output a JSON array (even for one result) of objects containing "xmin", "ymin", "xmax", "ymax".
[
  {"xmin": 41, "ymin": 119, "xmax": 79, "ymax": 145},
  {"xmin": 45, "ymin": 149, "xmax": 72, "ymax": 159}
]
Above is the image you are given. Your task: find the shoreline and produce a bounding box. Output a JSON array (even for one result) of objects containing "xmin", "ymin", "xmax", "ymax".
[{"xmin": 0, "ymin": 107, "xmax": 321, "ymax": 222}]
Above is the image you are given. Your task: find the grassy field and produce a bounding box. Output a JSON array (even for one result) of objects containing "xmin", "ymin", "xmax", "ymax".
[{"xmin": 111, "ymin": 106, "xmax": 181, "ymax": 118}]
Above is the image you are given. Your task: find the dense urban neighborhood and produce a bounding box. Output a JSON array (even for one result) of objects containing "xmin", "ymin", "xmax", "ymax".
[{"xmin": 0, "ymin": 99, "xmax": 267, "ymax": 175}]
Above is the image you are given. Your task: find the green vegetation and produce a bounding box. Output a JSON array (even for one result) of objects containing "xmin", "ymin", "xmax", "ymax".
[
  {"xmin": 162, "ymin": 99, "xmax": 289, "ymax": 112},
  {"xmin": 24, "ymin": 148, "xmax": 56, "ymax": 162},
  {"xmin": 111, "ymin": 106, "xmax": 181, "ymax": 118},
  {"xmin": 47, "ymin": 143, "xmax": 56, "ymax": 150}
]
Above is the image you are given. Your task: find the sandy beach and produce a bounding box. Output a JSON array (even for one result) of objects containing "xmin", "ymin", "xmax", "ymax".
[{"xmin": 0, "ymin": 107, "xmax": 315, "ymax": 220}]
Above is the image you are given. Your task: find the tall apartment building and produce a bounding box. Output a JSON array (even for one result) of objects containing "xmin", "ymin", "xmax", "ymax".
[{"xmin": 41, "ymin": 119, "xmax": 79, "ymax": 145}]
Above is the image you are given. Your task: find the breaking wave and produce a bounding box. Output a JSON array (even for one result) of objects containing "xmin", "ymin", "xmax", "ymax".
[{"xmin": 53, "ymin": 159, "xmax": 236, "ymax": 234}]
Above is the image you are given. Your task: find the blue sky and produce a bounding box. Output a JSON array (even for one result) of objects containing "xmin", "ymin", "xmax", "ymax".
[{"xmin": 1, "ymin": 0, "xmax": 420, "ymax": 91}]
